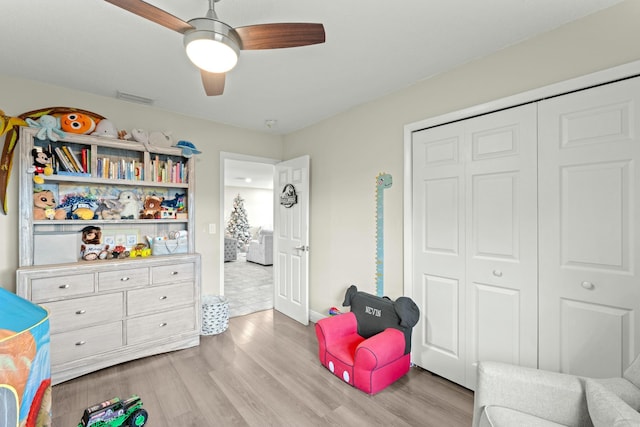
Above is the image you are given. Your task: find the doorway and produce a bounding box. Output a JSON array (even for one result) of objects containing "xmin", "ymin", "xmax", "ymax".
[{"xmin": 220, "ymin": 153, "xmax": 278, "ymax": 318}]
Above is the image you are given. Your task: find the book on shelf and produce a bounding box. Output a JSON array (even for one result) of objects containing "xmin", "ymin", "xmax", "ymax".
[
  {"xmin": 81, "ymin": 147, "xmax": 89, "ymax": 173},
  {"xmin": 54, "ymin": 147, "xmax": 75, "ymax": 172},
  {"xmin": 63, "ymin": 146, "xmax": 85, "ymax": 173}
]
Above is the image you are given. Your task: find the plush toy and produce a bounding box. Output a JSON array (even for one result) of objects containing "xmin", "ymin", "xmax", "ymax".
[
  {"xmin": 60, "ymin": 112, "xmax": 96, "ymax": 134},
  {"xmin": 117, "ymin": 129, "xmax": 131, "ymax": 140},
  {"xmin": 174, "ymin": 140, "xmax": 201, "ymax": 158},
  {"xmin": 118, "ymin": 190, "xmax": 141, "ymax": 219},
  {"xmin": 71, "ymin": 200, "xmax": 98, "ymax": 220},
  {"xmin": 91, "ymin": 119, "xmax": 118, "ymax": 138},
  {"xmin": 161, "ymin": 193, "xmax": 185, "ymax": 210},
  {"xmin": 149, "ymin": 130, "xmax": 173, "ymax": 147},
  {"xmin": 28, "ymin": 149, "xmax": 54, "ymax": 184},
  {"xmin": 140, "ymin": 195, "xmax": 163, "ymax": 219},
  {"xmin": 25, "ymin": 115, "xmax": 65, "ymax": 141},
  {"xmin": 33, "ymin": 190, "xmax": 66, "ymax": 220},
  {"xmin": 80, "ymin": 226, "xmax": 110, "ymax": 261},
  {"xmin": 95, "ymin": 198, "xmax": 123, "ymax": 220},
  {"xmin": 131, "ymin": 128, "xmax": 153, "ymax": 152}
]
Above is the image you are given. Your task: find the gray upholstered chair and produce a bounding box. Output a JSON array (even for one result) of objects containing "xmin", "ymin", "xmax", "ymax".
[
  {"xmin": 224, "ymin": 237, "xmax": 237, "ymax": 262},
  {"xmin": 473, "ymin": 355, "xmax": 640, "ymax": 426},
  {"xmin": 246, "ymin": 229, "xmax": 273, "ymax": 265}
]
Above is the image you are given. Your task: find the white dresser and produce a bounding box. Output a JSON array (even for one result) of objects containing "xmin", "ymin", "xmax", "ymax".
[{"xmin": 17, "ymin": 254, "xmax": 201, "ymax": 385}]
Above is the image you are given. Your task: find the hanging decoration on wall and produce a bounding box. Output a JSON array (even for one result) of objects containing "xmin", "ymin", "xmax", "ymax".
[
  {"xmin": 375, "ymin": 172, "xmax": 392, "ymax": 297},
  {"xmin": 0, "ymin": 107, "xmax": 106, "ymax": 215},
  {"xmin": 280, "ymin": 183, "xmax": 298, "ymax": 208}
]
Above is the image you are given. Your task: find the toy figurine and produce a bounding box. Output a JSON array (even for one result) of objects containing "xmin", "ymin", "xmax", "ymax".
[{"xmin": 80, "ymin": 226, "xmax": 110, "ymax": 261}]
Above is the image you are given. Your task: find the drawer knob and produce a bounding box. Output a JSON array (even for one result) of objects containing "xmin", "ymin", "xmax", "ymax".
[
  {"xmin": 493, "ymin": 269, "xmax": 503, "ymax": 277},
  {"xmin": 120, "ymin": 277, "xmax": 130, "ymax": 282},
  {"xmin": 76, "ymin": 309, "xmax": 86, "ymax": 315},
  {"xmin": 75, "ymin": 341, "xmax": 86, "ymax": 346},
  {"xmin": 59, "ymin": 284, "xmax": 70, "ymax": 289},
  {"xmin": 170, "ymin": 271, "xmax": 179, "ymax": 276},
  {"xmin": 159, "ymin": 295, "xmax": 168, "ymax": 300},
  {"xmin": 159, "ymin": 322, "xmax": 168, "ymax": 327}
]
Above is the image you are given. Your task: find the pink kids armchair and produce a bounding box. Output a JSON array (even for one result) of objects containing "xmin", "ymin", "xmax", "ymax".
[{"xmin": 315, "ymin": 285, "xmax": 420, "ymax": 394}]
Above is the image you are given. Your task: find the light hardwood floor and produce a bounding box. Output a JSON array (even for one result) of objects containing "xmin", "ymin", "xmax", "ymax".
[{"xmin": 52, "ymin": 310, "xmax": 474, "ymax": 426}]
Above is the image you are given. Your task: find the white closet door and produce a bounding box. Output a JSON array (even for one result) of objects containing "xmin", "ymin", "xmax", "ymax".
[
  {"xmin": 464, "ymin": 105, "xmax": 538, "ymax": 386},
  {"xmin": 412, "ymin": 121, "xmax": 467, "ymax": 386},
  {"xmin": 539, "ymin": 77, "xmax": 640, "ymax": 378},
  {"xmin": 412, "ymin": 104, "xmax": 538, "ymax": 389}
]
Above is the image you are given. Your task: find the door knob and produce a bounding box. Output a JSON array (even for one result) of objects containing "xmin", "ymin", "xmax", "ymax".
[
  {"xmin": 581, "ymin": 281, "xmax": 595, "ymax": 290},
  {"xmin": 295, "ymin": 245, "xmax": 309, "ymax": 252}
]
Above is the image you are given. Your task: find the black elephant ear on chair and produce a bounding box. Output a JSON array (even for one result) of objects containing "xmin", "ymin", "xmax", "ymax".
[{"xmin": 342, "ymin": 284, "xmax": 359, "ymax": 307}]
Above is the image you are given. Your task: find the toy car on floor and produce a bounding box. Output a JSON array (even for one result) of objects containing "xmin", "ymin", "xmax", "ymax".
[{"xmin": 78, "ymin": 395, "xmax": 148, "ymax": 427}]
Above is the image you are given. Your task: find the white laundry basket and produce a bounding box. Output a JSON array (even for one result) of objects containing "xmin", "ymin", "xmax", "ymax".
[{"xmin": 201, "ymin": 295, "xmax": 229, "ymax": 335}]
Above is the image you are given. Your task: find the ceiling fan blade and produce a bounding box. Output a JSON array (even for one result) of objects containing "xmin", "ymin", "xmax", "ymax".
[
  {"xmin": 235, "ymin": 23, "xmax": 325, "ymax": 50},
  {"xmin": 105, "ymin": 0, "xmax": 193, "ymax": 34},
  {"xmin": 201, "ymin": 70, "xmax": 226, "ymax": 96}
]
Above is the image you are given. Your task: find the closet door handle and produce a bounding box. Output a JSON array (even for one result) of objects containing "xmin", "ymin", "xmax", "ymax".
[{"xmin": 581, "ymin": 281, "xmax": 595, "ymax": 290}]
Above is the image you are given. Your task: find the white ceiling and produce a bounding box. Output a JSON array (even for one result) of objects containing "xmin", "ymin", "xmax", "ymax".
[
  {"xmin": 0, "ymin": 0, "xmax": 624, "ymax": 134},
  {"xmin": 224, "ymin": 159, "xmax": 274, "ymax": 189}
]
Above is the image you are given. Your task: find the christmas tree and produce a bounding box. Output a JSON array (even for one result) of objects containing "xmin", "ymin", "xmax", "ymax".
[{"xmin": 226, "ymin": 194, "xmax": 252, "ymax": 249}]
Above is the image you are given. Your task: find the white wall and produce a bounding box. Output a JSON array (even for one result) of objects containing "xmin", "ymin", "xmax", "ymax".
[
  {"xmin": 283, "ymin": 0, "xmax": 640, "ymax": 316},
  {"xmin": 223, "ymin": 186, "xmax": 274, "ymax": 234},
  {"xmin": 0, "ymin": 75, "xmax": 283, "ymax": 294},
  {"xmin": 3, "ymin": 1, "xmax": 640, "ymax": 320}
]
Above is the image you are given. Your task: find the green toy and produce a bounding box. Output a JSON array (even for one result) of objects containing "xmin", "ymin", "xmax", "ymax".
[
  {"xmin": 375, "ymin": 172, "xmax": 392, "ymax": 297},
  {"xmin": 77, "ymin": 395, "xmax": 147, "ymax": 427}
]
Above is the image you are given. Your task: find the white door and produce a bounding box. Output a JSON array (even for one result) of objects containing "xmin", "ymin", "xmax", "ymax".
[
  {"xmin": 412, "ymin": 104, "xmax": 538, "ymax": 389},
  {"xmin": 274, "ymin": 156, "xmax": 310, "ymax": 325},
  {"xmin": 538, "ymin": 77, "xmax": 640, "ymax": 378}
]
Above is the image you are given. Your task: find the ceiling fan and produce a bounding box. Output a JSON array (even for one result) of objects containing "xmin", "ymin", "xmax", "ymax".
[{"xmin": 105, "ymin": 0, "xmax": 325, "ymax": 96}]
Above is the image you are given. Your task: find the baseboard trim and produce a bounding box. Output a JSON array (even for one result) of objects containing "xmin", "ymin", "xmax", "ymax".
[{"xmin": 309, "ymin": 309, "xmax": 326, "ymax": 324}]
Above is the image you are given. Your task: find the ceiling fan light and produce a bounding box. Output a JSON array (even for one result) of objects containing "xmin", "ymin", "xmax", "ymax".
[{"xmin": 185, "ymin": 37, "xmax": 238, "ymax": 73}]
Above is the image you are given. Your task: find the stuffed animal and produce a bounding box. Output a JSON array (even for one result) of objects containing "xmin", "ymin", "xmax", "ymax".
[
  {"xmin": 33, "ymin": 190, "xmax": 66, "ymax": 220},
  {"xmin": 25, "ymin": 115, "xmax": 66, "ymax": 141},
  {"xmin": 174, "ymin": 140, "xmax": 201, "ymax": 158},
  {"xmin": 95, "ymin": 198, "xmax": 123, "ymax": 220},
  {"xmin": 161, "ymin": 193, "xmax": 185, "ymax": 210},
  {"xmin": 80, "ymin": 226, "xmax": 110, "ymax": 261},
  {"xmin": 60, "ymin": 112, "xmax": 96, "ymax": 134},
  {"xmin": 91, "ymin": 119, "xmax": 118, "ymax": 138},
  {"xmin": 71, "ymin": 200, "xmax": 98, "ymax": 220},
  {"xmin": 118, "ymin": 190, "xmax": 141, "ymax": 219},
  {"xmin": 149, "ymin": 130, "xmax": 173, "ymax": 147},
  {"xmin": 28, "ymin": 149, "xmax": 54, "ymax": 184},
  {"xmin": 131, "ymin": 128, "xmax": 153, "ymax": 152},
  {"xmin": 140, "ymin": 195, "xmax": 164, "ymax": 219}
]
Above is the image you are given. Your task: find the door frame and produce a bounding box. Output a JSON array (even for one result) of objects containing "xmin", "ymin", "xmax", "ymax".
[
  {"xmin": 219, "ymin": 152, "xmax": 280, "ymax": 297},
  {"xmin": 403, "ymin": 59, "xmax": 640, "ymax": 355}
]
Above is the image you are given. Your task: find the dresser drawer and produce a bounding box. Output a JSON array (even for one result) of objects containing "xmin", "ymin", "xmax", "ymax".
[
  {"xmin": 127, "ymin": 282, "xmax": 194, "ymax": 316},
  {"xmin": 127, "ymin": 306, "xmax": 196, "ymax": 345},
  {"xmin": 31, "ymin": 274, "xmax": 95, "ymax": 302},
  {"xmin": 98, "ymin": 268, "xmax": 149, "ymax": 291},
  {"xmin": 152, "ymin": 263, "xmax": 194, "ymax": 285},
  {"xmin": 45, "ymin": 293, "xmax": 123, "ymax": 334},
  {"xmin": 51, "ymin": 321, "xmax": 123, "ymax": 366}
]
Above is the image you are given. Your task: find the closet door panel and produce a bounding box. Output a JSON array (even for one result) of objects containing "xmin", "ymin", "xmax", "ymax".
[
  {"xmin": 413, "ymin": 124, "xmax": 467, "ymax": 386},
  {"xmin": 464, "ymin": 104, "xmax": 539, "ymax": 386},
  {"xmin": 539, "ymin": 77, "xmax": 640, "ymax": 377},
  {"xmin": 412, "ymin": 103, "xmax": 537, "ymax": 390}
]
